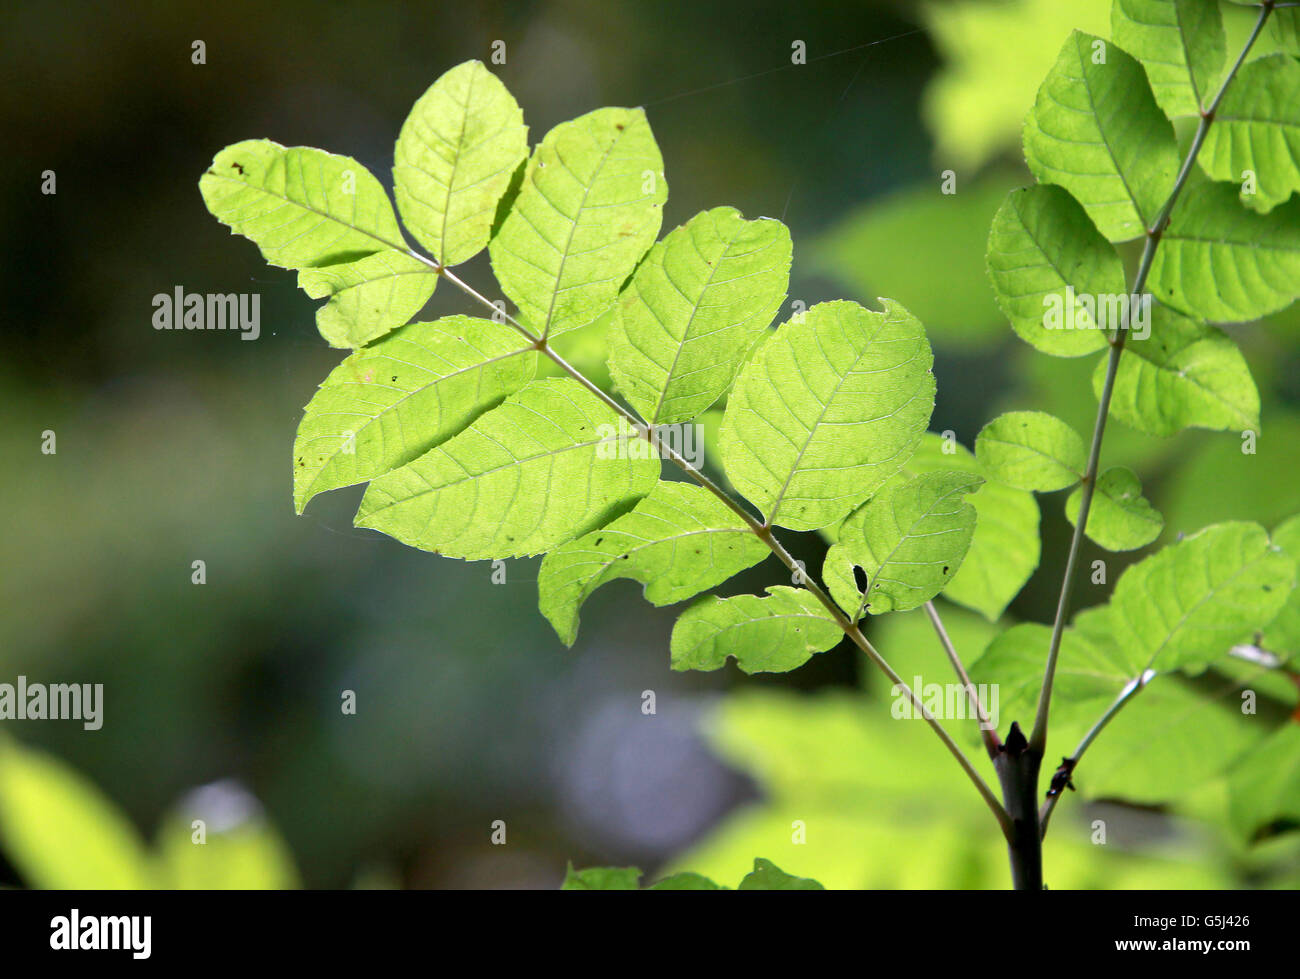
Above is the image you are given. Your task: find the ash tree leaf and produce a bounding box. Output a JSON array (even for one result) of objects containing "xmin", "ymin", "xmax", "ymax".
[
  {"xmin": 1099, "ymin": 302, "xmax": 1260, "ymax": 436},
  {"xmin": 1106, "ymin": 521, "xmax": 1296, "ymax": 676},
  {"xmin": 297, "ymin": 252, "xmax": 438, "ymax": 348},
  {"xmin": 489, "ymin": 107, "xmax": 666, "ymax": 338},
  {"xmin": 737, "ymin": 858, "xmax": 823, "ymax": 890},
  {"xmin": 869, "ymin": 433, "xmax": 1040, "ymax": 622},
  {"xmin": 1199, "ymin": 54, "xmax": 1300, "ymax": 213},
  {"xmin": 1149, "ymin": 181, "xmax": 1300, "ymax": 322},
  {"xmin": 1262, "ymin": 514, "xmax": 1300, "ymax": 662},
  {"xmin": 986, "ymin": 185, "xmax": 1123, "ymax": 357},
  {"xmin": 394, "ymin": 60, "xmax": 529, "ymax": 266},
  {"xmin": 199, "ymin": 140, "xmax": 435, "ymax": 348},
  {"xmin": 975, "ymin": 410, "xmax": 1087, "ymax": 492},
  {"xmin": 607, "ymin": 206, "xmax": 792, "ymax": 425},
  {"xmin": 355, "ymin": 378, "xmax": 659, "ymax": 559},
  {"xmin": 1065, "ymin": 465, "xmax": 1164, "ymax": 551},
  {"xmin": 537, "ymin": 481, "xmax": 770, "ymax": 646},
  {"xmin": 1111, "ymin": 0, "xmax": 1226, "ymax": 118},
  {"xmin": 1228, "ymin": 723, "xmax": 1300, "ymax": 841},
  {"xmin": 293, "ymin": 315, "xmax": 537, "ymax": 514},
  {"xmin": 719, "ymin": 299, "xmax": 935, "ymax": 532},
  {"xmin": 824, "ymin": 470, "xmax": 982, "ymax": 617},
  {"xmin": 561, "ymin": 864, "xmax": 642, "ymax": 889},
  {"xmin": 1023, "ymin": 31, "xmax": 1180, "ymax": 242},
  {"xmin": 671, "ymin": 586, "xmax": 842, "ymax": 675}
]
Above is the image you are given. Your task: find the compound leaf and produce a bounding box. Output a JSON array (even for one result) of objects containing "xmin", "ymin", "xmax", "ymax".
[
  {"xmin": 824, "ymin": 470, "xmax": 982, "ymax": 616},
  {"xmin": 489, "ymin": 107, "xmax": 666, "ymax": 338},
  {"xmin": 1023, "ymin": 31, "xmax": 1179, "ymax": 241},
  {"xmin": 987, "ymin": 185, "xmax": 1122, "ymax": 357},
  {"xmin": 719, "ymin": 299, "xmax": 935, "ymax": 532},
  {"xmin": 1099, "ymin": 302, "xmax": 1260, "ymax": 435},
  {"xmin": 293, "ymin": 316, "xmax": 536, "ymax": 513},
  {"xmin": 976, "ymin": 410, "xmax": 1087, "ymax": 492},
  {"xmin": 538, "ymin": 481, "xmax": 770, "ymax": 645},
  {"xmin": 1199, "ymin": 54, "xmax": 1300, "ymax": 213},
  {"xmin": 1111, "ymin": 0, "xmax": 1226, "ymax": 117},
  {"xmin": 1065, "ymin": 465, "xmax": 1164, "ymax": 551},
  {"xmin": 394, "ymin": 60, "xmax": 529, "ymax": 266},
  {"xmin": 1149, "ymin": 181, "xmax": 1300, "ymax": 322},
  {"xmin": 671, "ymin": 586, "xmax": 842, "ymax": 675},
  {"xmin": 608, "ymin": 207, "xmax": 791, "ymax": 424},
  {"xmin": 355, "ymin": 378, "xmax": 659, "ymax": 559}
]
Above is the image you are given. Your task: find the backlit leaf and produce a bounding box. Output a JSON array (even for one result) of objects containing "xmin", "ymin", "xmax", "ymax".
[
  {"xmin": 356, "ymin": 378, "xmax": 659, "ymax": 559},
  {"xmin": 608, "ymin": 207, "xmax": 791, "ymax": 425},
  {"xmin": 719, "ymin": 300, "xmax": 935, "ymax": 532},
  {"xmin": 1023, "ymin": 31, "xmax": 1179, "ymax": 241},
  {"xmin": 538, "ymin": 481, "xmax": 769, "ymax": 645},
  {"xmin": 490, "ymin": 107, "xmax": 666, "ymax": 337},
  {"xmin": 671, "ymin": 586, "xmax": 842, "ymax": 675}
]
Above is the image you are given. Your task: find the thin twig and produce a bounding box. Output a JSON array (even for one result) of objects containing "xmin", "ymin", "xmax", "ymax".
[
  {"xmin": 1028, "ymin": 2, "xmax": 1275, "ymax": 755},
  {"xmin": 924, "ymin": 601, "xmax": 1001, "ymax": 760}
]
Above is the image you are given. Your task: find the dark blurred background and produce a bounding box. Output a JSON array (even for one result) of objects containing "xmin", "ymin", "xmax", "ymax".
[{"xmin": 3, "ymin": 0, "xmax": 1297, "ymax": 889}]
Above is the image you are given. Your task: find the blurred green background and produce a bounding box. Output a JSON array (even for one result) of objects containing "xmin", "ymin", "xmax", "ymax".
[{"xmin": 2, "ymin": 0, "xmax": 1298, "ymax": 889}]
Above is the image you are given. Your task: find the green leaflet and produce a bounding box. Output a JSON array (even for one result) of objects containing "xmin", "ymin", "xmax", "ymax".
[
  {"xmin": 975, "ymin": 410, "xmax": 1087, "ymax": 492},
  {"xmin": 671, "ymin": 586, "xmax": 842, "ymax": 675},
  {"xmin": 560, "ymin": 858, "xmax": 820, "ymax": 890},
  {"xmin": 1149, "ymin": 181, "xmax": 1300, "ymax": 322},
  {"xmin": 1228, "ymin": 724, "xmax": 1300, "ymax": 841},
  {"xmin": 824, "ymin": 470, "xmax": 982, "ymax": 617},
  {"xmin": 881, "ymin": 433, "xmax": 1040, "ymax": 622},
  {"xmin": 1023, "ymin": 31, "xmax": 1179, "ymax": 241},
  {"xmin": 1065, "ymin": 465, "xmax": 1164, "ymax": 551},
  {"xmin": 537, "ymin": 481, "xmax": 770, "ymax": 646},
  {"xmin": 1262, "ymin": 514, "xmax": 1300, "ymax": 661},
  {"xmin": 199, "ymin": 140, "xmax": 435, "ymax": 347},
  {"xmin": 393, "ymin": 60, "xmax": 528, "ymax": 266},
  {"xmin": 607, "ymin": 207, "xmax": 792, "ymax": 425},
  {"xmin": 355, "ymin": 378, "xmax": 659, "ymax": 559},
  {"xmin": 1111, "ymin": 0, "xmax": 1225, "ymax": 117},
  {"xmin": 1099, "ymin": 302, "xmax": 1260, "ymax": 436},
  {"xmin": 489, "ymin": 107, "xmax": 666, "ymax": 338},
  {"xmin": 293, "ymin": 316, "xmax": 537, "ymax": 514},
  {"xmin": 969, "ymin": 620, "xmax": 1133, "ymax": 726},
  {"xmin": 1199, "ymin": 54, "xmax": 1300, "ymax": 213},
  {"xmin": 1107, "ymin": 521, "xmax": 1296, "ymax": 676},
  {"xmin": 297, "ymin": 252, "xmax": 437, "ymax": 348},
  {"xmin": 986, "ymin": 185, "xmax": 1122, "ymax": 357},
  {"xmin": 719, "ymin": 299, "xmax": 935, "ymax": 532}
]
